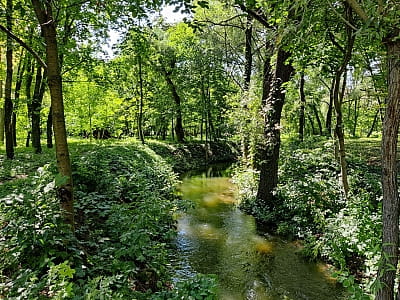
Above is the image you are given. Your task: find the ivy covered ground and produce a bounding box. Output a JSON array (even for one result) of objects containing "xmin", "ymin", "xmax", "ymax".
[{"xmin": 0, "ymin": 139, "xmax": 235, "ymax": 299}]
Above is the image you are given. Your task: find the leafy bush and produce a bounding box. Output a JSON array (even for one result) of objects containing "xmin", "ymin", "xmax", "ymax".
[
  {"xmin": 153, "ymin": 274, "xmax": 218, "ymax": 300},
  {"xmin": 0, "ymin": 164, "xmax": 81, "ymax": 299}
]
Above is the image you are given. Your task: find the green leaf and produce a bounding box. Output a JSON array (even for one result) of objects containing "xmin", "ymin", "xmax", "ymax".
[{"xmin": 55, "ymin": 174, "xmax": 69, "ymax": 187}]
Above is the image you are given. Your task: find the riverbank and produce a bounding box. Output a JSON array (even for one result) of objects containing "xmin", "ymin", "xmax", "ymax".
[
  {"xmin": 147, "ymin": 140, "xmax": 239, "ymax": 173},
  {"xmin": 0, "ymin": 138, "xmax": 230, "ymax": 299},
  {"xmin": 233, "ymin": 137, "xmax": 383, "ymax": 298}
]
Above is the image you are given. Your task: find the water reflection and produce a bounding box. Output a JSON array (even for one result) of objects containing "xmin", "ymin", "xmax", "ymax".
[{"xmin": 175, "ymin": 171, "xmax": 345, "ymax": 299}]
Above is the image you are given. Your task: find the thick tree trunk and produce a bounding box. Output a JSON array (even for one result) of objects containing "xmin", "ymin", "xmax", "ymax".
[
  {"xmin": 256, "ymin": 48, "xmax": 293, "ymax": 208},
  {"xmin": 299, "ymin": 72, "xmax": 306, "ymax": 141},
  {"xmin": 376, "ymin": 36, "xmax": 400, "ymax": 300},
  {"xmin": 4, "ymin": 0, "xmax": 14, "ymax": 159},
  {"xmin": 31, "ymin": 0, "xmax": 74, "ymax": 228}
]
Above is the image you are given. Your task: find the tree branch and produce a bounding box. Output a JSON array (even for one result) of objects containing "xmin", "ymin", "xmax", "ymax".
[
  {"xmin": 344, "ymin": 0, "xmax": 369, "ymax": 22},
  {"xmin": 0, "ymin": 23, "xmax": 47, "ymax": 69},
  {"xmin": 327, "ymin": 30, "xmax": 345, "ymax": 53},
  {"xmin": 236, "ymin": 4, "xmax": 273, "ymax": 29},
  {"xmin": 197, "ymin": 19, "xmax": 244, "ymax": 30}
]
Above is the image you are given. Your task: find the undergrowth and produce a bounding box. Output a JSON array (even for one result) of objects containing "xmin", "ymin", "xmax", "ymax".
[
  {"xmin": 233, "ymin": 139, "xmax": 382, "ymax": 299},
  {"xmin": 0, "ymin": 140, "xmax": 218, "ymax": 299}
]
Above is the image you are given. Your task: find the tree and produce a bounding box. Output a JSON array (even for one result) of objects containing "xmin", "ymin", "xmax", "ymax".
[
  {"xmin": 331, "ymin": 3, "xmax": 356, "ymax": 197},
  {"xmin": 298, "ymin": 72, "xmax": 306, "ymax": 141},
  {"xmin": 31, "ymin": 65, "xmax": 46, "ymax": 154},
  {"xmin": 4, "ymin": 0, "xmax": 14, "ymax": 159},
  {"xmin": 30, "ymin": 0, "xmax": 74, "ymax": 227},
  {"xmin": 159, "ymin": 50, "xmax": 185, "ymax": 142},
  {"xmin": 236, "ymin": 2, "xmax": 295, "ymax": 211},
  {"xmin": 341, "ymin": 0, "xmax": 400, "ymax": 298}
]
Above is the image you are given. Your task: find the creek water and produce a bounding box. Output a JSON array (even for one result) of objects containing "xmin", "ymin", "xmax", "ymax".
[{"xmin": 173, "ymin": 165, "xmax": 345, "ymax": 300}]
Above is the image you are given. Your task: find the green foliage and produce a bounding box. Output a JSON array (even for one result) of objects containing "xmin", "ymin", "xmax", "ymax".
[
  {"xmin": 234, "ymin": 139, "xmax": 382, "ymax": 297},
  {"xmin": 153, "ymin": 274, "xmax": 218, "ymax": 300},
  {"xmin": 0, "ymin": 140, "xmax": 222, "ymax": 299},
  {"xmin": 0, "ymin": 164, "xmax": 80, "ymax": 299}
]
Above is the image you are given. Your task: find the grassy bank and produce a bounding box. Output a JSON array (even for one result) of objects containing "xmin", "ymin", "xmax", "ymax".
[{"xmin": 0, "ymin": 139, "xmax": 222, "ymax": 299}]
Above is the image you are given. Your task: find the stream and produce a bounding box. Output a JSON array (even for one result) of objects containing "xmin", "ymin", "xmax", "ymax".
[{"xmin": 173, "ymin": 164, "xmax": 345, "ymax": 300}]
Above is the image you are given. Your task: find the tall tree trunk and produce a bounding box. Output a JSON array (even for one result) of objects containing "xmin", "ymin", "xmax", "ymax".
[
  {"xmin": 32, "ymin": 66, "xmax": 46, "ymax": 154},
  {"xmin": 367, "ymin": 109, "xmax": 379, "ymax": 137},
  {"xmin": 12, "ymin": 50, "xmax": 26, "ymax": 148},
  {"xmin": 31, "ymin": 0, "xmax": 74, "ymax": 228},
  {"xmin": 256, "ymin": 47, "xmax": 293, "ymax": 209},
  {"xmin": 299, "ymin": 72, "xmax": 306, "ymax": 141},
  {"xmin": 332, "ymin": 4, "xmax": 354, "ymax": 198},
  {"xmin": 325, "ymin": 80, "xmax": 334, "ymax": 137},
  {"xmin": 4, "ymin": 0, "xmax": 14, "ymax": 159},
  {"xmin": 25, "ymin": 57, "xmax": 34, "ymax": 147},
  {"xmin": 46, "ymin": 106, "xmax": 53, "ymax": 148},
  {"xmin": 241, "ymin": 14, "xmax": 253, "ymax": 160},
  {"xmin": 163, "ymin": 69, "xmax": 184, "ymax": 142},
  {"xmin": 138, "ymin": 54, "xmax": 145, "ymax": 144},
  {"xmin": 376, "ymin": 35, "xmax": 400, "ymax": 300},
  {"xmin": 312, "ymin": 103, "xmax": 323, "ymax": 135}
]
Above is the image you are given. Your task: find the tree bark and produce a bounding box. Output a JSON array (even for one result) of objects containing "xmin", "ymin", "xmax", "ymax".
[
  {"xmin": 163, "ymin": 68, "xmax": 184, "ymax": 142},
  {"xmin": 138, "ymin": 54, "xmax": 145, "ymax": 144},
  {"xmin": 367, "ymin": 109, "xmax": 379, "ymax": 137},
  {"xmin": 256, "ymin": 47, "xmax": 293, "ymax": 209},
  {"xmin": 299, "ymin": 72, "xmax": 306, "ymax": 141},
  {"xmin": 332, "ymin": 4, "xmax": 355, "ymax": 198},
  {"xmin": 325, "ymin": 79, "xmax": 334, "ymax": 137},
  {"xmin": 31, "ymin": 0, "xmax": 74, "ymax": 228},
  {"xmin": 312, "ymin": 103, "xmax": 323, "ymax": 135},
  {"xmin": 25, "ymin": 57, "xmax": 34, "ymax": 147},
  {"xmin": 32, "ymin": 66, "xmax": 46, "ymax": 154},
  {"xmin": 241, "ymin": 13, "xmax": 253, "ymax": 161},
  {"xmin": 376, "ymin": 35, "xmax": 400, "ymax": 300},
  {"xmin": 46, "ymin": 106, "xmax": 53, "ymax": 148},
  {"xmin": 4, "ymin": 0, "xmax": 14, "ymax": 159},
  {"xmin": 11, "ymin": 50, "xmax": 26, "ymax": 148}
]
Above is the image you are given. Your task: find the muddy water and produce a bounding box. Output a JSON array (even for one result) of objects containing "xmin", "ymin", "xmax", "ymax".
[{"xmin": 174, "ymin": 166, "xmax": 345, "ymax": 300}]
